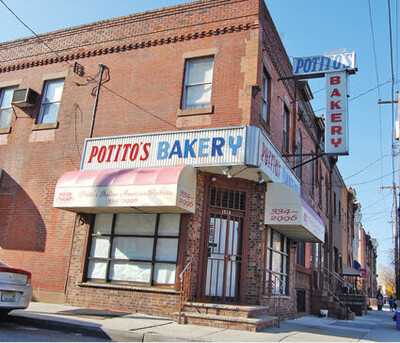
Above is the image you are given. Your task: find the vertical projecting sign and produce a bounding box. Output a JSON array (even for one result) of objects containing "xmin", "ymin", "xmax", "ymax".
[
  {"xmin": 292, "ymin": 50, "xmax": 356, "ymax": 156},
  {"xmin": 325, "ymin": 71, "xmax": 349, "ymax": 154}
]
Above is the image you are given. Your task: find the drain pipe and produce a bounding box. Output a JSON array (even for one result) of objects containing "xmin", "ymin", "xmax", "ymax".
[{"xmin": 89, "ymin": 64, "xmax": 107, "ymax": 138}]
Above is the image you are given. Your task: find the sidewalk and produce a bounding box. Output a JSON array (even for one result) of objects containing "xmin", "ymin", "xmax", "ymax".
[{"xmin": 9, "ymin": 302, "xmax": 400, "ymax": 342}]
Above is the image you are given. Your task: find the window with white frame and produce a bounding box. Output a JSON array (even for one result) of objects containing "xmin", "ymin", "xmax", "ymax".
[
  {"xmin": 0, "ymin": 87, "xmax": 17, "ymax": 128},
  {"xmin": 37, "ymin": 79, "xmax": 64, "ymax": 124},
  {"xmin": 86, "ymin": 213, "xmax": 180, "ymax": 286},
  {"xmin": 265, "ymin": 228, "xmax": 289, "ymax": 295},
  {"xmin": 261, "ymin": 69, "xmax": 271, "ymax": 123},
  {"xmin": 182, "ymin": 56, "xmax": 214, "ymax": 109}
]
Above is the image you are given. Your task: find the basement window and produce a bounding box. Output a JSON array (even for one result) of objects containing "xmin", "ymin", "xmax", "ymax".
[{"xmin": 86, "ymin": 213, "xmax": 180, "ymax": 286}]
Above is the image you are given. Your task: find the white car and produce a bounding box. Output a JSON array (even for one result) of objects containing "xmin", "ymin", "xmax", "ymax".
[{"xmin": 0, "ymin": 262, "xmax": 32, "ymax": 317}]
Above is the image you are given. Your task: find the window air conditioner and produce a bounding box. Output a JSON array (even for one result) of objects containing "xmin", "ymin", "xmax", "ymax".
[{"xmin": 11, "ymin": 88, "xmax": 38, "ymax": 108}]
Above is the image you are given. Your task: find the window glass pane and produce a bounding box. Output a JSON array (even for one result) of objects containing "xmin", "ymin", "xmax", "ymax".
[
  {"xmin": 158, "ymin": 214, "xmax": 180, "ymax": 236},
  {"xmin": 43, "ymin": 79, "xmax": 64, "ymax": 103},
  {"xmin": 271, "ymin": 251, "xmax": 282, "ymax": 273},
  {"xmin": 185, "ymin": 84, "xmax": 212, "ymax": 108},
  {"xmin": 0, "ymin": 88, "xmax": 15, "ymax": 109},
  {"xmin": 186, "ymin": 57, "xmax": 214, "ymax": 84},
  {"xmin": 283, "ymin": 237, "xmax": 288, "ymax": 253},
  {"xmin": 156, "ymin": 238, "xmax": 178, "ymax": 262},
  {"xmin": 110, "ymin": 261, "xmax": 151, "ymax": 283},
  {"xmin": 283, "ymin": 256, "xmax": 288, "ymax": 274},
  {"xmin": 112, "ymin": 237, "xmax": 154, "ymax": 260},
  {"xmin": 0, "ymin": 108, "xmax": 12, "ymax": 128},
  {"xmin": 272, "ymin": 231, "xmax": 281, "ymax": 251},
  {"xmin": 154, "ymin": 263, "xmax": 176, "ymax": 284},
  {"xmin": 114, "ymin": 214, "xmax": 156, "ymax": 235},
  {"xmin": 263, "ymin": 76, "xmax": 269, "ymax": 99},
  {"xmin": 262, "ymin": 101, "xmax": 268, "ymax": 121},
  {"xmin": 93, "ymin": 214, "xmax": 113, "ymax": 235},
  {"xmin": 90, "ymin": 237, "xmax": 110, "ymax": 258},
  {"xmin": 38, "ymin": 103, "xmax": 60, "ymax": 123},
  {"xmin": 87, "ymin": 261, "xmax": 107, "ymax": 279}
]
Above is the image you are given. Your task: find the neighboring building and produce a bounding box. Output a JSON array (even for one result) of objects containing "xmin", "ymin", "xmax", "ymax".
[{"xmin": 0, "ymin": 0, "xmax": 376, "ymax": 330}]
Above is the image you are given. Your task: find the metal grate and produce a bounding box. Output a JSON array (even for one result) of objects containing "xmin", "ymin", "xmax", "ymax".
[{"xmin": 209, "ymin": 187, "xmax": 246, "ymax": 211}]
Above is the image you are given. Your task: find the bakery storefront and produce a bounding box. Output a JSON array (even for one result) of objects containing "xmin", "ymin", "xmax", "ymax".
[{"xmin": 54, "ymin": 126, "xmax": 325, "ymax": 316}]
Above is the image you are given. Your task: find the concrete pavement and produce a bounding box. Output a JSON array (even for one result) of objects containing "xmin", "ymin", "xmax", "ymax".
[{"xmin": 8, "ymin": 302, "xmax": 400, "ymax": 342}]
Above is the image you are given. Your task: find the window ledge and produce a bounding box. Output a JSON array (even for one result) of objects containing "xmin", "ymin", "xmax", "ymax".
[
  {"xmin": 0, "ymin": 127, "xmax": 11, "ymax": 135},
  {"xmin": 32, "ymin": 122, "xmax": 59, "ymax": 131},
  {"xmin": 177, "ymin": 105, "xmax": 214, "ymax": 117},
  {"xmin": 78, "ymin": 282, "xmax": 179, "ymax": 294}
]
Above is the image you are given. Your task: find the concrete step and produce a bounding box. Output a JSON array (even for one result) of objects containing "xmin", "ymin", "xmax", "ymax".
[
  {"xmin": 183, "ymin": 302, "xmax": 269, "ymax": 318},
  {"xmin": 174, "ymin": 312, "xmax": 277, "ymax": 332}
]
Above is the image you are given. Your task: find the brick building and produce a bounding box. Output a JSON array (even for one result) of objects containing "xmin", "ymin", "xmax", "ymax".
[{"xmin": 0, "ymin": 0, "xmax": 376, "ymax": 330}]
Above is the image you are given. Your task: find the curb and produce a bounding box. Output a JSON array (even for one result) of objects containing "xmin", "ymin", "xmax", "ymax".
[
  {"xmin": 9, "ymin": 313, "xmax": 113, "ymax": 340},
  {"xmin": 9, "ymin": 313, "xmax": 196, "ymax": 341}
]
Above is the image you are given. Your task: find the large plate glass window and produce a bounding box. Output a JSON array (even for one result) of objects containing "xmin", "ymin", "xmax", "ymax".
[
  {"xmin": 37, "ymin": 79, "xmax": 64, "ymax": 124},
  {"xmin": 0, "ymin": 87, "xmax": 17, "ymax": 128},
  {"xmin": 182, "ymin": 56, "xmax": 214, "ymax": 109},
  {"xmin": 265, "ymin": 228, "xmax": 289, "ymax": 295},
  {"xmin": 86, "ymin": 213, "xmax": 180, "ymax": 286}
]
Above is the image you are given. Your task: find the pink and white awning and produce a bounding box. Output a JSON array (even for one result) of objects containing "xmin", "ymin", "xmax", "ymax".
[
  {"xmin": 53, "ymin": 165, "xmax": 196, "ymax": 213},
  {"xmin": 264, "ymin": 183, "xmax": 325, "ymax": 243}
]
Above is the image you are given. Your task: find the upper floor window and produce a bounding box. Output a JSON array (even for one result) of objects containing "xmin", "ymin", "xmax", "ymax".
[
  {"xmin": 282, "ymin": 104, "xmax": 290, "ymax": 153},
  {"xmin": 296, "ymin": 241, "xmax": 306, "ymax": 267},
  {"xmin": 295, "ymin": 129, "xmax": 302, "ymax": 180},
  {"xmin": 182, "ymin": 56, "xmax": 214, "ymax": 110},
  {"xmin": 310, "ymin": 152, "xmax": 315, "ymax": 198},
  {"xmin": 0, "ymin": 87, "xmax": 17, "ymax": 128},
  {"xmin": 37, "ymin": 79, "xmax": 64, "ymax": 124},
  {"xmin": 261, "ymin": 68, "xmax": 271, "ymax": 124}
]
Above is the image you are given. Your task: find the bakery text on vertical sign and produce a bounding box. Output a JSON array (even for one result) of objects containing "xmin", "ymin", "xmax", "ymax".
[{"xmin": 325, "ymin": 71, "xmax": 349, "ymax": 155}]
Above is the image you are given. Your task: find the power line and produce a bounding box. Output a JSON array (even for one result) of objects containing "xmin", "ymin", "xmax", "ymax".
[
  {"xmin": 0, "ymin": 0, "xmax": 179, "ymax": 131},
  {"xmin": 343, "ymin": 154, "xmax": 390, "ymax": 180},
  {"xmin": 313, "ymin": 79, "xmax": 393, "ymax": 114}
]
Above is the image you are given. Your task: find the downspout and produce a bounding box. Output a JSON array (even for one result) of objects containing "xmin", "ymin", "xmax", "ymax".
[{"xmin": 64, "ymin": 64, "xmax": 107, "ymax": 297}]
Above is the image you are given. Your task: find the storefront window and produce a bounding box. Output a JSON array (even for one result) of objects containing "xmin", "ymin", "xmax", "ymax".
[
  {"xmin": 265, "ymin": 228, "xmax": 289, "ymax": 295},
  {"xmin": 86, "ymin": 213, "xmax": 180, "ymax": 286}
]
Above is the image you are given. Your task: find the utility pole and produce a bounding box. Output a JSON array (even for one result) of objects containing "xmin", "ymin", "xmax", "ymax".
[{"xmin": 379, "ymin": 92, "xmax": 400, "ymax": 298}]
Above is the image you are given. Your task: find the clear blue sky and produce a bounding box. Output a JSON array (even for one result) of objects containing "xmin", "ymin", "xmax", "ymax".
[{"xmin": 0, "ymin": 0, "xmax": 396, "ymax": 269}]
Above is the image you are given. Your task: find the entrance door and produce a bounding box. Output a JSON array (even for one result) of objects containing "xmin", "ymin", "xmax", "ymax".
[{"xmin": 203, "ymin": 186, "xmax": 245, "ymax": 302}]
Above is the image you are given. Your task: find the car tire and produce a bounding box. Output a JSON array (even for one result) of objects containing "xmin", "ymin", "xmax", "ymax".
[{"xmin": 0, "ymin": 310, "xmax": 10, "ymax": 319}]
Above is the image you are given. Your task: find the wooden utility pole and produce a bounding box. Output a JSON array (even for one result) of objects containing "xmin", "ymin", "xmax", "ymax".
[{"xmin": 379, "ymin": 92, "xmax": 400, "ymax": 298}]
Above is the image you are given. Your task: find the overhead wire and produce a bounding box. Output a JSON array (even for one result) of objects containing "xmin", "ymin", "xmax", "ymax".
[{"xmin": 0, "ymin": 0, "xmax": 179, "ymax": 130}]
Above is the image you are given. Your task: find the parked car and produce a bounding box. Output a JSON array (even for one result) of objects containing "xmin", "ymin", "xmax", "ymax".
[{"xmin": 0, "ymin": 261, "xmax": 32, "ymax": 317}]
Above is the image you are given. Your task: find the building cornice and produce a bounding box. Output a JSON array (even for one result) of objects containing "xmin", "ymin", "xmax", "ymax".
[{"xmin": 0, "ymin": 22, "xmax": 258, "ymax": 74}]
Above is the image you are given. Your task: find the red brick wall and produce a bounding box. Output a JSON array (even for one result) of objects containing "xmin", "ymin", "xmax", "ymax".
[{"xmin": 0, "ymin": 0, "xmax": 261, "ymax": 302}]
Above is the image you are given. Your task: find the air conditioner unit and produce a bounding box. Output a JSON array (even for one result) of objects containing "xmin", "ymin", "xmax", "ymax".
[{"xmin": 11, "ymin": 88, "xmax": 38, "ymax": 108}]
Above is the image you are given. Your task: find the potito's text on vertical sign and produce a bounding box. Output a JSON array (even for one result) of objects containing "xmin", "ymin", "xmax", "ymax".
[{"xmin": 325, "ymin": 71, "xmax": 349, "ymax": 155}]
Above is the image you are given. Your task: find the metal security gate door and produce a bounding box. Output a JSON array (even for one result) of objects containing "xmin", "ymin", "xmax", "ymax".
[{"xmin": 204, "ymin": 187, "xmax": 245, "ymax": 302}]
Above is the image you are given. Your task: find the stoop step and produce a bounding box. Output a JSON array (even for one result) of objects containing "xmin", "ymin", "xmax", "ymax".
[
  {"xmin": 174, "ymin": 311, "xmax": 277, "ymax": 332},
  {"xmin": 183, "ymin": 302, "xmax": 270, "ymax": 318}
]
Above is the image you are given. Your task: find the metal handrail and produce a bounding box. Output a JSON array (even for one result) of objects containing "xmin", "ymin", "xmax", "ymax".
[
  {"xmin": 266, "ymin": 271, "xmax": 286, "ymax": 328},
  {"xmin": 178, "ymin": 257, "xmax": 193, "ymax": 324}
]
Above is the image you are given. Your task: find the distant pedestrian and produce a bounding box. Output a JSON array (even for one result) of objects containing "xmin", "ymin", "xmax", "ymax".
[
  {"xmin": 377, "ymin": 292, "xmax": 384, "ymax": 311},
  {"xmin": 389, "ymin": 296, "xmax": 395, "ymax": 311}
]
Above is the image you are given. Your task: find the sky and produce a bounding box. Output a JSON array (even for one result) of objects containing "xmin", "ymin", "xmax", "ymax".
[{"xmin": 0, "ymin": 0, "xmax": 397, "ymax": 269}]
